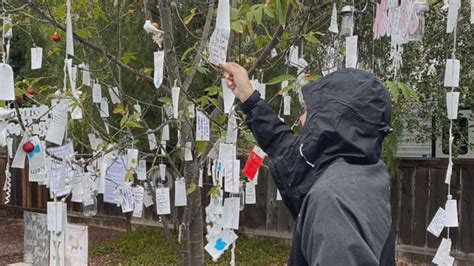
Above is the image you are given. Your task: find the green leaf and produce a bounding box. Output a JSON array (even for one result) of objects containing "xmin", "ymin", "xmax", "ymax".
[
  {"xmin": 196, "ymin": 141, "xmax": 208, "ymax": 154},
  {"xmin": 158, "ymin": 97, "xmax": 172, "ymax": 104},
  {"xmin": 231, "ymin": 20, "xmax": 245, "ymax": 33},
  {"xmin": 265, "ymin": 74, "xmax": 296, "ymax": 85},
  {"xmin": 254, "ymin": 7, "xmax": 263, "ymax": 24},
  {"xmin": 184, "ymin": 8, "xmax": 197, "ymax": 25},
  {"xmin": 121, "ymin": 52, "xmax": 137, "ymax": 65},
  {"xmin": 187, "ymin": 182, "xmax": 197, "ymax": 195},
  {"xmin": 230, "ymin": 8, "xmax": 240, "ymax": 20},
  {"xmin": 398, "ymin": 82, "xmax": 416, "ymax": 101},
  {"xmin": 204, "ymin": 86, "xmax": 220, "ymax": 96},
  {"xmin": 385, "ymin": 81, "xmax": 399, "ymax": 103},
  {"xmin": 207, "ymin": 186, "xmax": 221, "ymax": 197},
  {"xmin": 75, "ymin": 28, "xmax": 92, "ymax": 39},
  {"xmin": 303, "ymin": 34, "xmax": 320, "ymax": 44},
  {"xmin": 126, "ymin": 169, "xmax": 135, "ymax": 182},
  {"xmin": 276, "ymin": 0, "xmax": 289, "ymax": 26}
]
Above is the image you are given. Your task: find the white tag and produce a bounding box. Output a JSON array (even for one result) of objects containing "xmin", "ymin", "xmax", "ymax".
[
  {"xmin": 287, "ymin": 45, "xmax": 299, "ymax": 67},
  {"xmin": 104, "ymin": 155, "xmax": 127, "ymax": 204},
  {"xmin": 66, "ymin": 0, "xmax": 74, "ymax": 56},
  {"xmin": 108, "ymin": 87, "xmax": 121, "ymax": 104},
  {"xmin": 432, "ymin": 238, "xmax": 454, "ymax": 265},
  {"xmin": 31, "ymin": 47, "xmax": 43, "ymax": 70},
  {"xmin": 87, "ymin": 133, "xmax": 103, "ymax": 151},
  {"xmin": 143, "ymin": 184, "xmax": 154, "ymax": 207},
  {"xmin": 427, "ymin": 207, "xmax": 446, "ymax": 237},
  {"xmin": 196, "ymin": 110, "xmax": 210, "ymax": 141},
  {"xmin": 222, "ymin": 197, "xmax": 240, "ymax": 229},
  {"xmin": 159, "ymin": 164, "xmax": 166, "ymax": 181},
  {"xmin": 219, "ymin": 143, "xmax": 236, "ymax": 161},
  {"xmin": 446, "ymin": 0, "xmax": 460, "ymax": 33},
  {"xmin": 81, "ymin": 64, "xmax": 90, "ymax": 86},
  {"xmin": 99, "ymin": 163, "xmax": 107, "ymax": 194},
  {"xmin": 204, "ymin": 229, "xmax": 238, "ymax": 261},
  {"xmin": 156, "ymin": 187, "xmax": 171, "ymax": 215},
  {"xmin": 283, "ymin": 94, "xmax": 291, "ymax": 115},
  {"xmin": 446, "ymin": 92, "xmax": 460, "ymax": 120},
  {"xmin": 251, "ymin": 80, "xmax": 266, "ymax": 100},
  {"xmin": 174, "ymin": 178, "xmax": 187, "ymax": 207},
  {"xmin": 270, "ymin": 48, "xmax": 278, "ymax": 58},
  {"xmin": 445, "ymin": 198, "xmax": 458, "ymax": 227},
  {"xmin": 160, "ymin": 140, "xmax": 167, "ymax": 155},
  {"xmin": 445, "ymin": 160, "xmax": 453, "ymax": 184},
  {"xmin": 118, "ymin": 183, "xmax": 134, "ymax": 213},
  {"xmin": 70, "ymin": 105, "xmax": 83, "ymax": 120},
  {"xmin": 92, "ymin": 83, "xmax": 102, "ymax": 103},
  {"xmin": 276, "ymin": 189, "xmax": 282, "ymax": 201},
  {"xmin": 161, "ymin": 124, "xmax": 170, "ymax": 141},
  {"xmin": 11, "ymin": 134, "xmax": 28, "ymax": 169},
  {"xmin": 100, "ymin": 98, "xmax": 109, "ymax": 118},
  {"xmin": 28, "ymin": 137, "xmax": 47, "ymax": 183},
  {"xmin": 163, "ymin": 103, "xmax": 174, "ymax": 119},
  {"xmin": 443, "ymin": 59, "xmax": 460, "ymax": 87},
  {"xmin": 127, "ymin": 149, "xmax": 138, "ymax": 169},
  {"xmin": 225, "ymin": 108, "xmax": 238, "ymax": 144},
  {"xmin": 172, "ymin": 85, "xmax": 180, "ymax": 119},
  {"xmin": 71, "ymin": 171, "xmax": 84, "ymax": 203},
  {"xmin": 132, "ymin": 186, "xmax": 144, "ymax": 217},
  {"xmin": 137, "ymin": 160, "xmax": 147, "ymax": 181},
  {"xmin": 224, "ymin": 160, "xmax": 240, "ymax": 193},
  {"xmin": 148, "ymin": 132, "xmax": 158, "ymax": 150},
  {"xmin": 345, "ymin": 36, "xmax": 358, "ymax": 68},
  {"xmin": 47, "ymin": 201, "xmax": 65, "ymax": 233},
  {"xmin": 0, "ymin": 63, "xmax": 15, "ymax": 101},
  {"xmin": 188, "ymin": 103, "xmax": 195, "ymax": 118},
  {"xmin": 329, "ymin": 2, "xmax": 339, "ymax": 33},
  {"xmin": 245, "ymin": 182, "xmax": 256, "ymax": 204},
  {"xmin": 198, "ymin": 168, "xmax": 203, "ymax": 187},
  {"xmin": 471, "ymin": 0, "xmax": 474, "ymax": 24},
  {"xmin": 222, "ymin": 78, "xmax": 235, "ymax": 114},
  {"xmin": 184, "ymin": 142, "xmax": 193, "ymax": 161},
  {"xmin": 153, "ymin": 51, "xmax": 165, "ymax": 88},
  {"xmin": 45, "ymin": 100, "xmax": 68, "ymax": 145}
]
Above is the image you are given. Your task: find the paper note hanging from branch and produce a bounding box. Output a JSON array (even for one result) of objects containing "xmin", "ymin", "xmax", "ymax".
[
  {"xmin": 31, "ymin": 47, "xmax": 43, "ymax": 70},
  {"xmin": 66, "ymin": 0, "xmax": 74, "ymax": 56},
  {"xmin": 208, "ymin": 0, "xmax": 230, "ymax": 65},
  {"xmin": 328, "ymin": 2, "xmax": 339, "ymax": 33},
  {"xmin": 172, "ymin": 84, "xmax": 180, "ymax": 119},
  {"xmin": 222, "ymin": 78, "xmax": 235, "ymax": 114},
  {"xmin": 153, "ymin": 51, "xmax": 164, "ymax": 88},
  {"xmin": 242, "ymin": 146, "xmax": 266, "ymax": 181},
  {"xmin": 0, "ymin": 63, "xmax": 15, "ymax": 101}
]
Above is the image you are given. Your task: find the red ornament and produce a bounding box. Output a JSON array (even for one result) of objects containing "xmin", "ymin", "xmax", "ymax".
[
  {"xmin": 52, "ymin": 32, "xmax": 61, "ymax": 42},
  {"xmin": 26, "ymin": 86, "xmax": 35, "ymax": 96},
  {"xmin": 22, "ymin": 141, "xmax": 35, "ymax": 153}
]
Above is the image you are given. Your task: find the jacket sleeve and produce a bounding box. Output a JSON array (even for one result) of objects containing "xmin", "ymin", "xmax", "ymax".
[{"xmin": 240, "ymin": 90, "xmax": 297, "ymax": 158}]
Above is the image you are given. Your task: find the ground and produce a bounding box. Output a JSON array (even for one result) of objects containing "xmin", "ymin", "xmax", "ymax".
[{"xmin": 0, "ymin": 217, "xmax": 290, "ymax": 265}]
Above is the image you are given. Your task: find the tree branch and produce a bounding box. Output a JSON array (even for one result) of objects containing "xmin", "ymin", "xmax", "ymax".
[
  {"xmin": 248, "ymin": 4, "xmax": 293, "ymax": 77},
  {"xmin": 27, "ymin": 1, "xmax": 154, "ymax": 84},
  {"xmin": 159, "ymin": 0, "xmax": 182, "ymax": 86}
]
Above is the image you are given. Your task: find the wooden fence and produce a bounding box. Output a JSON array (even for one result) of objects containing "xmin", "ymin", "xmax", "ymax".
[{"xmin": 1, "ymin": 156, "xmax": 474, "ymax": 263}]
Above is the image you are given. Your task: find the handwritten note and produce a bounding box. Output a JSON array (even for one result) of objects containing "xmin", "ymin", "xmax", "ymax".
[
  {"xmin": 345, "ymin": 36, "xmax": 358, "ymax": 68},
  {"xmin": 23, "ymin": 212, "xmax": 49, "ymax": 265},
  {"xmin": 100, "ymin": 97, "xmax": 109, "ymax": 118},
  {"xmin": 148, "ymin": 132, "xmax": 158, "ymax": 150},
  {"xmin": 245, "ymin": 182, "xmax": 256, "ymax": 205},
  {"xmin": 132, "ymin": 186, "xmax": 145, "ymax": 217},
  {"xmin": 104, "ymin": 155, "xmax": 127, "ymax": 204},
  {"xmin": 222, "ymin": 78, "xmax": 235, "ymax": 113},
  {"xmin": 65, "ymin": 224, "xmax": 88, "ymax": 266},
  {"xmin": 224, "ymin": 160, "xmax": 240, "ymax": 193},
  {"xmin": 31, "ymin": 47, "xmax": 43, "ymax": 70},
  {"xmin": 118, "ymin": 183, "xmax": 134, "ymax": 213},
  {"xmin": 71, "ymin": 171, "xmax": 84, "ymax": 203},
  {"xmin": 443, "ymin": 59, "xmax": 460, "ymax": 88},
  {"xmin": 432, "ymin": 238, "xmax": 453, "ymax": 265},
  {"xmin": 137, "ymin": 160, "xmax": 147, "ymax": 181},
  {"xmin": 11, "ymin": 134, "xmax": 28, "ymax": 169},
  {"xmin": 0, "ymin": 63, "xmax": 15, "ymax": 101},
  {"xmin": 222, "ymin": 197, "xmax": 240, "ymax": 230},
  {"xmin": 209, "ymin": 28, "xmax": 230, "ymax": 66},
  {"xmin": 445, "ymin": 198, "xmax": 459, "ymax": 227},
  {"xmin": 47, "ymin": 143, "xmax": 75, "ymax": 198},
  {"xmin": 196, "ymin": 110, "xmax": 210, "ymax": 141},
  {"xmin": 156, "ymin": 187, "xmax": 171, "ymax": 215},
  {"xmin": 92, "ymin": 83, "xmax": 102, "ymax": 103},
  {"xmin": 46, "ymin": 100, "xmax": 68, "ymax": 145},
  {"xmin": 174, "ymin": 178, "xmax": 187, "ymax": 207},
  {"xmin": 427, "ymin": 207, "xmax": 446, "ymax": 237},
  {"xmin": 225, "ymin": 108, "xmax": 238, "ymax": 144}
]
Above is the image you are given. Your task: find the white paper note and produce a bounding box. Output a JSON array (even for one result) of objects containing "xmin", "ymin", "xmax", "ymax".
[
  {"xmin": 71, "ymin": 171, "xmax": 84, "ymax": 203},
  {"xmin": 204, "ymin": 229, "xmax": 238, "ymax": 261},
  {"xmin": 345, "ymin": 36, "xmax": 358, "ymax": 68},
  {"xmin": 118, "ymin": 183, "xmax": 134, "ymax": 213},
  {"xmin": 271, "ymin": 48, "xmax": 278, "ymax": 58},
  {"xmin": 172, "ymin": 86, "xmax": 180, "ymax": 119},
  {"xmin": 222, "ymin": 78, "xmax": 235, "ymax": 114},
  {"xmin": 199, "ymin": 168, "xmax": 203, "ymax": 187},
  {"xmin": 329, "ymin": 2, "xmax": 339, "ymax": 33},
  {"xmin": 100, "ymin": 97, "xmax": 109, "ymax": 118},
  {"xmin": 159, "ymin": 164, "xmax": 167, "ymax": 181},
  {"xmin": 132, "ymin": 186, "xmax": 145, "ymax": 217},
  {"xmin": 174, "ymin": 178, "xmax": 187, "ymax": 207},
  {"xmin": 432, "ymin": 238, "xmax": 453, "ymax": 265},
  {"xmin": 222, "ymin": 197, "xmax": 240, "ymax": 229},
  {"xmin": 28, "ymin": 137, "xmax": 47, "ymax": 183},
  {"xmin": 445, "ymin": 198, "xmax": 459, "ymax": 227},
  {"xmin": 0, "ymin": 63, "xmax": 15, "ymax": 101},
  {"xmin": 251, "ymin": 80, "xmax": 266, "ymax": 100},
  {"xmin": 188, "ymin": 103, "xmax": 195, "ymax": 118},
  {"xmin": 47, "ymin": 201, "xmax": 66, "ymax": 233},
  {"xmin": 184, "ymin": 142, "xmax": 193, "ymax": 161},
  {"xmin": 224, "ymin": 160, "xmax": 240, "ymax": 193},
  {"xmin": 81, "ymin": 64, "xmax": 90, "ymax": 86},
  {"xmin": 427, "ymin": 207, "xmax": 446, "ymax": 237},
  {"xmin": 31, "ymin": 47, "xmax": 43, "ymax": 70},
  {"xmin": 92, "ymin": 83, "xmax": 102, "ymax": 103},
  {"xmin": 143, "ymin": 184, "xmax": 154, "ymax": 207},
  {"xmin": 148, "ymin": 132, "xmax": 158, "ymax": 150},
  {"xmin": 88, "ymin": 133, "xmax": 103, "ymax": 151},
  {"xmin": 219, "ymin": 143, "xmax": 236, "ymax": 161},
  {"xmin": 446, "ymin": 92, "xmax": 460, "ymax": 120},
  {"xmin": 208, "ymin": 28, "xmax": 230, "ymax": 65},
  {"xmin": 196, "ymin": 110, "xmax": 210, "ymax": 141},
  {"xmin": 137, "ymin": 160, "xmax": 147, "ymax": 181},
  {"xmin": 104, "ymin": 156, "xmax": 127, "ymax": 204},
  {"xmin": 445, "ymin": 160, "xmax": 453, "ymax": 184},
  {"xmin": 156, "ymin": 187, "xmax": 171, "ymax": 215},
  {"xmin": 283, "ymin": 94, "xmax": 291, "ymax": 115},
  {"xmin": 47, "ymin": 143, "xmax": 74, "ymax": 197},
  {"xmin": 245, "ymin": 182, "xmax": 256, "ymax": 204},
  {"xmin": 446, "ymin": 0, "xmax": 460, "ymax": 33},
  {"xmin": 287, "ymin": 45, "xmax": 299, "ymax": 67},
  {"xmin": 225, "ymin": 108, "xmax": 238, "ymax": 144},
  {"xmin": 161, "ymin": 124, "xmax": 170, "ymax": 141},
  {"xmin": 108, "ymin": 87, "xmax": 121, "ymax": 104},
  {"xmin": 11, "ymin": 134, "xmax": 28, "ymax": 169},
  {"xmin": 153, "ymin": 51, "xmax": 165, "ymax": 88},
  {"xmin": 471, "ymin": 0, "xmax": 474, "ymax": 24},
  {"xmin": 127, "ymin": 149, "xmax": 138, "ymax": 169},
  {"xmin": 65, "ymin": 224, "xmax": 88, "ymax": 266},
  {"xmin": 66, "ymin": 0, "xmax": 74, "ymax": 56},
  {"xmin": 443, "ymin": 59, "xmax": 460, "ymax": 88},
  {"xmin": 276, "ymin": 189, "xmax": 282, "ymax": 201}
]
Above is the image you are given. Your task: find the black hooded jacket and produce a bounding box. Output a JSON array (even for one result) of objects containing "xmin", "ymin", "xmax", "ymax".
[{"xmin": 241, "ymin": 68, "xmax": 395, "ymax": 265}]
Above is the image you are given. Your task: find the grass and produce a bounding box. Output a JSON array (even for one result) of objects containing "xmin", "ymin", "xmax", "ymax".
[{"xmin": 90, "ymin": 227, "xmax": 290, "ymax": 265}]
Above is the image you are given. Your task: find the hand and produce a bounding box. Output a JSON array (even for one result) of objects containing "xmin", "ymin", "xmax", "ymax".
[{"xmin": 220, "ymin": 62, "xmax": 255, "ymax": 103}]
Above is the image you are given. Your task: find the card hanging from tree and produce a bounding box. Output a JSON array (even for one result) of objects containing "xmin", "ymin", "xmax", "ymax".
[
  {"xmin": 196, "ymin": 110, "xmax": 210, "ymax": 141},
  {"xmin": 208, "ymin": 0, "xmax": 230, "ymax": 65},
  {"xmin": 154, "ymin": 51, "xmax": 164, "ymax": 88},
  {"xmin": 242, "ymin": 146, "xmax": 266, "ymax": 181},
  {"xmin": 31, "ymin": 47, "xmax": 43, "ymax": 70}
]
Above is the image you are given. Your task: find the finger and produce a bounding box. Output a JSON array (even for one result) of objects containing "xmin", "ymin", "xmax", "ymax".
[{"xmin": 220, "ymin": 62, "xmax": 239, "ymax": 74}]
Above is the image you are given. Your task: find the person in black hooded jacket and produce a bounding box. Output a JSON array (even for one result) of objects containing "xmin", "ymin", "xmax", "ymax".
[{"xmin": 221, "ymin": 62, "xmax": 395, "ymax": 266}]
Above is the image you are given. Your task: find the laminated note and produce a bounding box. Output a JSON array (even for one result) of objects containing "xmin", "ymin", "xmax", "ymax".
[
  {"xmin": 445, "ymin": 198, "xmax": 459, "ymax": 227},
  {"xmin": 224, "ymin": 160, "xmax": 240, "ymax": 193},
  {"xmin": 222, "ymin": 197, "xmax": 240, "ymax": 229},
  {"xmin": 118, "ymin": 183, "xmax": 134, "ymax": 213},
  {"xmin": 208, "ymin": 0, "xmax": 230, "ymax": 65},
  {"xmin": 46, "ymin": 99, "xmax": 68, "ymax": 145},
  {"xmin": 143, "ymin": 184, "xmax": 154, "ymax": 207},
  {"xmin": 92, "ymin": 83, "xmax": 102, "ymax": 103},
  {"xmin": 66, "ymin": 0, "xmax": 74, "ymax": 56},
  {"xmin": 219, "ymin": 143, "xmax": 236, "ymax": 161},
  {"xmin": 11, "ymin": 134, "xmax": 28, "ymax": 169},
  {"xmin": 345, "ymin": 36, "xmax": 358, "ymax": 68},
  {"xmin": 443, "ymin": 59, "xmax": 460, "ymax": 88},
  {"xmin": 245, "ymin": 182, "xmax": 256, "ymax": 204},
  {"xmin": 132, "ymin": 186, "xmax": 145, "ymax": 217},
  {"xmin": 196, "ymin": 110, "xmax": 210, "ymax": 141},
  {"xmin": 188, "ymin": 103, "xmax": 195, "ymax": 118},
  {"xmin": 47, "ymin": 201, "xmax": 66, "ymax": 233},
  {"xmin": 446, "ymin": 92, "xmax": 459, "ymax": 120},
  {"xmin": 242, "ymin": 146, "xmax": 266, "ymax": 181},
  {"xmin": 71, "ymin": 171, "xmax": 84, "ymax": 203},
  {"xmin": 108, "ymin": 87, "xmax": 121, "ymax": 104},
  {"xmin": 153, "ymin": 51, "xmax": 164, "ymax": 88},
  {"xmin": 156, "ymin": 187, "xmax": 171, "ymax": 215},
  {"xmin": 184, "ymin": 142, "xmax": 193, "ymax": 161},
  {"xmin": 81, "ymin": 64, "xmax": 90, "ymax": 86},
  {"xmin": 174, "ymin": 178, "xmax": 187, "ymax": 207},
  {"xmin": 104, "ymin": 155, "xmax": 127, "ymax": 204},
  {"xmin": 31, "ymin": 47, "xmax": 43, "ymax": 70},
  {"xmin": 427, "ymin": 207, "xmax": 446, "ymax": 237},
  {"xmin": 47, "ymin": 143, "xmax": 74, "ymax": 197},
  {"xmin": 161, "ymin": 124, "xmax": 170, "ymax": 141},
  {"xmin": 100, "ymin": 97, "xmax": 109, "ymax": 118},
  {"xmin": 127, "ymin": 149, "xmax": 138, "ymax": 169},
  {"xmin": 172, "ymin": 85, "xmax": 180, "ymax": 119},
  {"xmin": 445, "ymin": 159, "xmax": 453, "ymax": 185},
  {"xmin": 137, "ymin": 160, "xmax": 147, "ymax": 181},
  {"xmin": 148, "ymin": 132, "xmax": 158, "ymax": 150},
  {"xmin": 222, "ymin": 78, "xmax": 235, "ymax": 114},
  {"xmin": 446, "ymin": 0, "xmax": 460, "ymax": 33},
  {"xmin": 0, "ymin": 63, "xmax": 15, "ymax": 101},
  {"xmin": 159, "ymin": 164, "xmax": 167, "ymax": 181}
]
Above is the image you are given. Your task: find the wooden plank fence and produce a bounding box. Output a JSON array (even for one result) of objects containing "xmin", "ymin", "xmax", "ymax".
[{"xmin": 1, "ymin": 156, "xmax": 474, "ymax": 263}]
